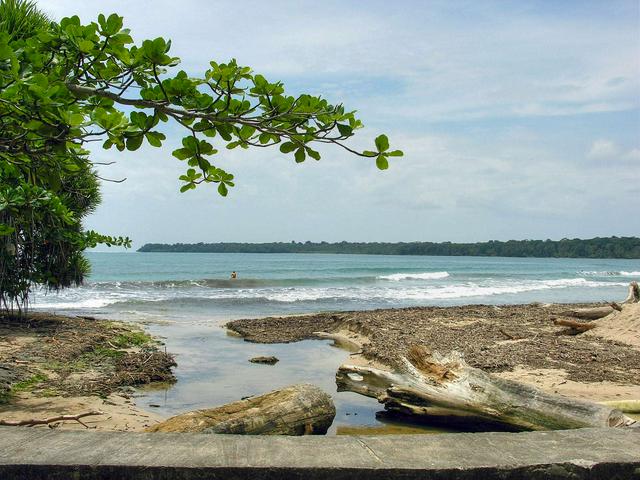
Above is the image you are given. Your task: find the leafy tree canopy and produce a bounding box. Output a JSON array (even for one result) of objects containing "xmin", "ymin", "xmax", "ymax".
[
  {"xmin": 0, "ymin": 3, "xmax": 401, "ymax": 312},
  {"xmin": 1, "ymin": 11, "xmax": 401, "ymax": 196}
]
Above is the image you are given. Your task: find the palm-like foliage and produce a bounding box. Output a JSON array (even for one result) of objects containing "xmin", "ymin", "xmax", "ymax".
[
  {"xmin": 0, "ymin": 0, "xmax": 52, "ymax": 41},
  {"xmin": 0, "ymin": 0, "xmax": 102, "ymax": 315}
]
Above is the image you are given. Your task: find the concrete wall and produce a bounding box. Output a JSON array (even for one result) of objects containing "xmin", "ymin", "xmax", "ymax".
[{"xmin": 0, "ymin": 426, "xmax": 639, "ymax": 479}]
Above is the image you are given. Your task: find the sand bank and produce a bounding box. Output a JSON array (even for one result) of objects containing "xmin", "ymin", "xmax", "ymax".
[
  {"xmin": 0, "ymin": 313, "xmax": 174, "ymax": 431},
  {"xmin": 227, "ymin": 302, "xmax": 640, "ymax": 403}
]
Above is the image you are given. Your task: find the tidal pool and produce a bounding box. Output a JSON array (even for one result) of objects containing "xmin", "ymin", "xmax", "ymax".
[{"xmin": 133, "ymin": 316, "xmax": 460, "ymax": 435}]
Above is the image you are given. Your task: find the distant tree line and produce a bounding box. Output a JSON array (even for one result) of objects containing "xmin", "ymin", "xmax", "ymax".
[{"xmin": 137, "ymin": 237, "xmax": 640, "ymax": 259}]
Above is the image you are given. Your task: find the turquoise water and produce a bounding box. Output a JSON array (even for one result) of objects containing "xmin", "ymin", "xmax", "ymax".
[
  {"xmin": 32, "ymin": 253, "xmax": 639, "ymax": 316},
  {"xmin": 30, "ymin": 253, "xmax": 639, "ymax": 434}
]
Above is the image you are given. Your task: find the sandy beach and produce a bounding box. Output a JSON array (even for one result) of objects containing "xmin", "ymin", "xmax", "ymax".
[
  {"xmin": 0, "ymin": 313, "xmax": 175, "ymax": 431},
  {"xmin": 1, "ymin": 299, "xmax": 638, "ymax": 433},
  {"xmin": 227, "ymin": 302, "xmax": 640, "ymax": 403}
]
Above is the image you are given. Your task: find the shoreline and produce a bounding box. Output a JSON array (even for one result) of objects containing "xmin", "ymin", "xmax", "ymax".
[
  {"xmin": 0, "ymin": 313, "xmax": 175, "ymax": 431},
  {"xmin": 227, "ymin": 302, "xmax": 640, "ymax": 404},
  {"xmin": 2, "ymin": 299, "xmax": 638, "ymax": 433}
]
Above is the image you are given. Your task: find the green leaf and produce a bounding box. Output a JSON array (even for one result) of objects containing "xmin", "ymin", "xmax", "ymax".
[
  {"xmin": 387, "ymin": 150, "xmax": 403, "ymax": 157},
  {"xmin": 0, "ymin": 224, "xmax": 15, "ymax": 236},
  {"xmin": 375, "ymin": 134, "xmax": 389, "ymax": 152},
  {"xmin": 376, "ymin": 155, "xmax": 389, "ymax": 170},
  {"xmin": 337, "ymin": 124, "xmax": 353, "ymax": 137},
  {"xmin": 145, "ymin": 132, "xmax": 165, "ymax": 147},
  {"xmin": 279, "ymin": 142, "xmax": 297, "ymax": 154},
  {"xmin": 217, "ymin": 183, "xmax": 228, "ymax": 196},
  {"xmin": 172, "ymin": 148, "xmax": 192, "ymax": 160},
  {"xmin": 238, "ymin": 125, "xmax": 256, "ymax": 140},
  {"xmin": 306, "ymin": 147, "xmax": 321, "ymax": 161},
  {"xmin": 294, "ymin": 148, "xmax": 306, "ymax": 163},
  {"xmin": 105, "ymin": 14, "xmax": 123, "ymax": 35},
  {"xmin": 126, "ymin": 135, "xmax": 144, "ymax": 151},
  {"xmin": 78, "ymin": 40, "xmax": 94, "ymax": 53},
  {"xmin": 259, "ymin": 133, "xmax": 271, "ymax": 144},
  {"xmin": 68, "ymin": 113, "xmax": 84, "ymax": 126}
]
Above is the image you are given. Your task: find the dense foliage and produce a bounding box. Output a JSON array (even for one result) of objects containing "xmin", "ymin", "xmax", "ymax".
[
  {"xmin": 0, "ymin": 2, "xmax": 400, "ymax": 313},
  {"xmin": 138, "ymin": 237, "xmax": 640, "ymax": 259}
]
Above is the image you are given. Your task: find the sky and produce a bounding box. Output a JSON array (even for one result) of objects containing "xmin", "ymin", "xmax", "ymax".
[{"xmin": 42, "ymin": 1, "xmax": 640, "ymax": 249}]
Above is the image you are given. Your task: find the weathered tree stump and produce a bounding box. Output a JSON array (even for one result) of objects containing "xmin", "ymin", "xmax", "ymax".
[
  {"xmin": 623, "ymin": 281, "xmax": 640, "ymax": 304},
  {"xmin": 336, "ymin": 345, "xmax": 635, "ymax": 431},
  {"xmin": 147, "ymin": 384, "xmax": 335, "ymax": 435}
]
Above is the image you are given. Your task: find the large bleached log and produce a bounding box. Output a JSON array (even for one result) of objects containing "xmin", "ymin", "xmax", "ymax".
[
  {"xmin": 336, "ymin": 345, "xmax": 635, "ymax": 431},
  {"xmin": 147, "ymin": 384, "xmax": 335, "ymax": 435}
]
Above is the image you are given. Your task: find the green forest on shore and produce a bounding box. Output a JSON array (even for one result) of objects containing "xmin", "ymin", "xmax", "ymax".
[{"xmin": 138, "ymin": 237, "xmax": 640, "ymax": 258}]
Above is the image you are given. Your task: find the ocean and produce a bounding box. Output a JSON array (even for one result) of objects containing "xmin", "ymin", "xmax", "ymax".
[
  {"xmin": 30, "ymin": 252, "xmax": 640, "ymax": 434},
  {"xmin": 32, "ymin": 252, "xmax": 639, "ymax": 317}
]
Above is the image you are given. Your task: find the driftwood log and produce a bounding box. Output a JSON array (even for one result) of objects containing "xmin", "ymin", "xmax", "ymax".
[
  {"xmin": 0, "ymin": 411, "xmax": 103, "ymax": 428},
  {"xmin": 623, "ymin": 281, "xmax": 640, "ymax": 304},
  {"xmin": 559, "ymin": 306, "xmax": 614, "ymax": 320},
  {"xmin": 552, "ymin": 282, "xmax": 640, "ymax": 333},
  {"xmin": 147, "ymin": 384, "xmax": 335, "ymax": 435},
  {"xmin": 336, "ymin": 345, "xmax": 635, "ymax": 431},
  {"xmin": 552, "ymin": 318, "xmax": 597, "ymax": 332}
]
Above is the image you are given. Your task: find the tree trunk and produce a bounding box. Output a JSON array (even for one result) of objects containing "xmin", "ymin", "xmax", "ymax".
[
  {"xmin": 336, "ymin": 345, "xmax": 635, "ymax": 431},
  {"xmin": 146, "ymin": 384, "xmax": 335, "ymax": 435}
]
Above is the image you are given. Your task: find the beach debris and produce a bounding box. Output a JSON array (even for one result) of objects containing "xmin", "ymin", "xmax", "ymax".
[
  {"xmin": 336, "ymin": 344, "xmax": 636, "ymax": 431},
  {"xmin": 623, "ymin": 281, "xmax": 640, "ymax": 304},
  {"xmin": 558, "ymin": 306, "xmax": 615, "ymax": 320},
  {"xmin": 498, "ymin": 328, "xmax": 520, "ymax": 340},
  {"xmin": 0, "ymin": 410, "xmax": 104, "ymax": 428},
  {"xmin": 147, "ymin": 384, "xmax": 335, "ymax": 435},
  {"xmin": 553, "ymin": 282, "xmax": 640, "ymax": 336},
  {"xmin": 248, "ymin": 355, "xmax": 279, "ymax": 365},
  {"xmin": 552, "ymin": 318, "xmax": 597, "ymax": 333}
]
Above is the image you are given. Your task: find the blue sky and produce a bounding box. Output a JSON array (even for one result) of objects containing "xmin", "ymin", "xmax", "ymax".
[{"xmin": 43, "ymin": 1, "xmax": 640, "ymax": 248}]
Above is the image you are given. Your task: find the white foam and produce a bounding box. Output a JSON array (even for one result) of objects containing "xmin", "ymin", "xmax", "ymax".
[
  {"xmin": 378, "ymin": 271, "xmax": 450, "ymax": 281},
  {"xmin": 28, "ymin": 275, "xmax": 628, "ymax": 309},
  {"xmin": 580, "ymin": 270, "xmax": 640, "ymax": 277},
  {"xmin": 30, "ymin": 297, "xmax": 118, "ymax": 309}
]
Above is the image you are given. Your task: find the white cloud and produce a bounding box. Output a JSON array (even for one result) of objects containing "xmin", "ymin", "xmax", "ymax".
[
  {"xmin": 587, "ymin": 139, "xmax": 620, "ymax": 159},
  {"xmin": 623, "ymin": 148, "xmax": 640, "ymax": 161},
  {"xmin": 41, "ymin": 1, "xmax": 640, "ymax": 243}
]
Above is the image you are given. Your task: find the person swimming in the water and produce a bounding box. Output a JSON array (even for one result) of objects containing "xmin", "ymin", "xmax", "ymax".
[{"xmin": 230, "ymin": 271, "xmax": 237, "ymax": 279}]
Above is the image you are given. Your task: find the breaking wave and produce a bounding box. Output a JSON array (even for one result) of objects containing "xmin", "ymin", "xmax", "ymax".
[
  {"xmin": 579, "ymin": 270, "xmax": 640, "ymax": 277},
  {"xmin": 378, "ymin": 272, "xmax": 450, "ymax": 281},
  {"xmin": 30, "ymin": 276, "xmax": 626, "ymax": 310}
]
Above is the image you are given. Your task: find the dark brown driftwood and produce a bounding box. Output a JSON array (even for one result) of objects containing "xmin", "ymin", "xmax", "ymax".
[
  {"xmin": 552, "ymin": 318, "xmax": 597, "ymax": 332},
  {"xmin": 147, "ymin": 384, "xmax": 335, "ymax": 435},
  {"xmin": 336, "ymin": 345, "xmax": 635, "ymax": 431}
]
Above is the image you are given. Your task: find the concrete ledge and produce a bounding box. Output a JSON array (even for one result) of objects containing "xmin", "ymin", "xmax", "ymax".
[{"xmin": 0, "ymin": 426, "xmax": 639, "ymax": 479}]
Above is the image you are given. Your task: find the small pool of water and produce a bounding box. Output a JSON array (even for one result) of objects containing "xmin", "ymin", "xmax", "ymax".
[{"xmin": 133, "ymin": 317, "xmax": 462, "ymax": 435}]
